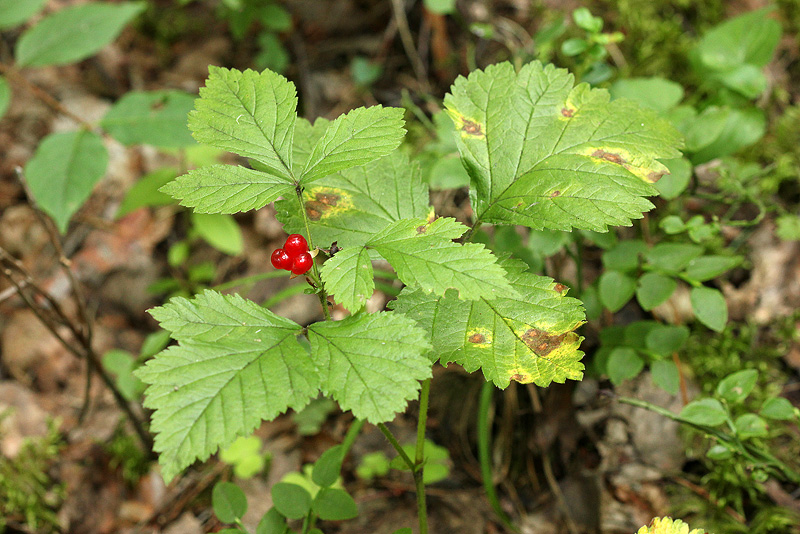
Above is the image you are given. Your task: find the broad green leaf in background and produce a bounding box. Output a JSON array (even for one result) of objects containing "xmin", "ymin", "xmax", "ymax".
[
  {"xmin": 220, "ymin": 435, "xmax": 266, "ymax": 478},
  {"xmin": 427, "ymin": 156, "xmax": 471, "ymax": 190},
  {"xmin": 189, "ymin": 67, "xmax": 297, "ymax": 179},
  {"xmin": 601, "ymin": 240, "xmax": 646, "ymax": 272},
  {"xmin": 598, "ymin": 270, "xmax": 636, "ymax": 312},
  {"xmin": 609, "ymin": 77, "xmax": 684, "ymax": 113},
  {"xmin": 277, "ymin": 151, "xmax": 430, "ymax": 248},
  {"xmin": 307, "ymin": 312, "xmax": 432, "ymax": 423},
  {"xmin": 645, "ymin": 324, "xmax": 689, "ymax": 356},
  {"xmin": 716, "ymin": 369, "xmax": 757, "ymax": 404},
  {"xmin": 116, "ymin": 168, "xmax": 178, "ymax": 217},
  {"xmin": 655, "ymin": 157, "xmax": 692, "ymax": 200},
  {"xmin": 191, "ymin": 212, "xmax": 244, "ymax": 255},
  {"xmin": 311, "ymin": 445, "xmax": 344, "ymax": 487},
  {"xmin": 693, "ymin": 7, "xmax": 781, "ymax": 71},
  {"xmin": 636, "ymin": 272, "xmax": 677, "ymax": 311},
  {"xmin": 15, "ymin": 2, "xmax": 146, "ymax": 67},
  {"xmin": 366, "ymin": 217, "xmax": 513, "ymax": 301},
  {"xmin": 163, "ymin": 165, "xmax": 294, "ymax": 214},
  {"xmin": 683, "ymin": 255, "xmax": 742, "ymax": 282},
  {"xmin": 271, "ymin": 483, "xmax": 312, "ymax": 520},
  {"xmin": 136, "ymin": 291, "xmax": 319, "ymax": 481},
  {"xmin": 690, "ymin": 286, "xmax": 728, "ymax": 332},
  {"xmin": 776, "ymin": 214, "xmax": 800, "ymax": 241},
  {"xmin": 300, "ymin": 105, "xmax": 405, "ymax": 184},
  {"xmin": 312, "ymin": 488, "xmax": 358, "ymax": 520},
  {"xmin": 391, "ymin": 258, "xmax": 584, "ymax": 388},
  {"xmin": 213, "ymin": 481, "xmax": 248, "ymax": 523},
  {"xmin": 101, "ymin": 90, "xmax": 196, "ymax": 148},
  {"xmin": 424, "ymin": 0, "xmax": 456, "ymax": 15},
  {"xmin": 645, "ymin": 243, "xmax": 704, "ymax": 273},
  {"xmin": 680, "ymin": 398, "xmax": 728, "ymax": 426},
  {"xmin": 651, "ymin": 360, "xmax": 680, "ymax": 395},
  {"xmin": 257, "ymin": 508, "xmax": 289, "ymax": 534},
  {"xmin": 0, "ymin": 0, "xmax": 48, "ymax": 29},
  {"xmin": 443, "ymin": 61, "xmax": 682, "ymax": 232},
  {"xmin": 24, "ymin": 130, "xmax": 109, "ymax": 233},
  {"xmin": 734, "ymin": 413, "xmax": 768, "ymax": 439},
  {"xmin": 636, "ymin": 517, "xmax": 707, "ymax": 534},
  {"xmin": 320, "ymin": 247, "xmax": 374, "ymax": 313},
  {"xmin": 606, "ymin": 347, "xmax": 644, "ymax": 385},
  {"xmin": 0, "ymin": 75, "xmax": 10, "ymax": 119},
  {"xmin": 687, "ymin": 107, "xmax": 766, "ymax": 165},
  {"xmin": 760, "ymin": 397, "xmax": 796, "ymax": 421}
]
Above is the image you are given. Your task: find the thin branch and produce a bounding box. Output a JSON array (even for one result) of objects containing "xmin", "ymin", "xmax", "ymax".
[{"xmin": 389, "ymin": 0, "xmax": 430, "ymax": 92}]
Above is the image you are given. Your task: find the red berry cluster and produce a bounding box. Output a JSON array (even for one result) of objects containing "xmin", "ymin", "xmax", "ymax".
[{"xmin": 271, "ymin": 234, "xmax": 313, "ymax": 275}]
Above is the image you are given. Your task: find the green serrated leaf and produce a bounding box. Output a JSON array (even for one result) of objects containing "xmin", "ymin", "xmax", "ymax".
[
  {"xmin": 277, "ymin": 151, "xmax": 431, "ymax": 248},
  {"xmin": 136, "ymin": 291, "xmax": 318, "ymax": 482},
  {"xmin": 300, "ymin": 105, "xmax": 405, "ymax": 184},
  {"xmin": 189, "ymin": 67, "xmax": 297, "ymax": 179},
  {"xmin": 213, "ymin": 481, "xmax": 248, "ymax": 523},
  {"xmin": 191, "ymin": 212, "xmax": 243, "ymax": 255},
  {"xmin": 690, "ymin": 286, "xmax": 728, "ymax": 332},
  {"xmin": 307, "ymin": 313, "xmax": 432, "ymax": 423},
  {"xmin": 391, "ymin": 257, "xmax": 584, "ymax": 388},
  {"xmin": 320, "ymin": 246, "xmax": 374, "ymax": 313},
  {"xmin": 101, "ymin": 90, "xmax": 195, "ymax": 148},
  {"xmin": 367, "ymin": 217, "xmax": 514, "ymax": 300},
  {"xmin": 16, "ymin": 2, "xmax": 145, "ymax": 67},
  {"xmin": 24, "ymin": 130, "xmax": 109, "ymax": 233},
  {"xmin": 636, "ymin": 272, "xmax": 677, "ymax": 311},
  {"xmin": 443, "ymin": 61, "xmax": 682, "ymax": 232},
  {"xmin": 0, "ymin": 0, "xmax": 47, "ymax": 29},
  {"xmin": 163, "ymin": 164, "xmax": 294, "ymax": 214}
]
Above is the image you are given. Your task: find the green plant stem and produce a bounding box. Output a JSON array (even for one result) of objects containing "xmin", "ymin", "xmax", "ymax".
[
  {"xmin": 377, "ymin": 423, "xmax": 415, "ymax": 471},
  {"xmin": 478, "ymin": 381, "xmax": 516, "ymax": 531},
  {"xmin": 414, "ymin": 378, "xmax": 431, "ymax": 534},
  {"xmin": 294, "ymin": 186, "xmax": 331, "ymax": 320},
  {"xmin": 341, "ymin": 419, "xmax": 365, "ymax": 456}
]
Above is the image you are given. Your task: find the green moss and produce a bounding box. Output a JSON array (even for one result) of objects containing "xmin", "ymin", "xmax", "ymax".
[{"xmin": 0, "ymin": 418, "xmax": 64, "ymax": 533}]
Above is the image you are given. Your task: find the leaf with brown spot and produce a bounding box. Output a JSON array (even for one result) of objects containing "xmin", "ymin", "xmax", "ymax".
[{"xmin": 390, "ymin": 257, "xmax": 585, "ymax": 388}]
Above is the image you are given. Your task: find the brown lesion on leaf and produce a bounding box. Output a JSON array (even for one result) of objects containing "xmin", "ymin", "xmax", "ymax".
[
  {"xmin": 549, "ymin": 190, "xmax": 561, "ymax": 198},
  {"xmin": 468, "ymin": 333, "xmax": 486, "ymax": 344},
  {"xmin": 553, "ymin": 283, "xmax": 567, "ymax": 294},
  {"xmin": 461, "ymin": 119, "xmax": 483, "ymax": 136},
  {"xmin": 647, "ymin": 170, "xmax": 665, "ymax": 183},
  {"xmin": 416, "ymin": 224, "xmax": 428, "ymax": 234},
  {"xmin": 592, "ymin": 149, "xmax": 626, "ymax": 166},
  {"xmin": 521, "ymin": 328, "xmax": 567, "ymax": 357},
  {"xmin": 561, "ymin": 107, "xmax": 575, "ymax": 118},
  {"xmin": 304, "ymin": 189, "xmax": 345, "ymax": 221}
]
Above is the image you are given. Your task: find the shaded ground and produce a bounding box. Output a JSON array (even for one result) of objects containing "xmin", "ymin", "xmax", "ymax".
[{"xmin": 1, "ymin": 1, "xmax": 800, "ymax": 533}]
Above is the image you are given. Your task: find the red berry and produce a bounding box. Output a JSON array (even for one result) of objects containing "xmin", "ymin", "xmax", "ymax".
[
  {"xmin": 284, "ymin": 234, "xmax": 308, "ymax": 257},
  {"xmin": 291, "ymin": 252, "xmax": 313, "ymax": 275},
  {"xmin": 271, "ymin": 248, "xmax": 292, "ymax": 270}
]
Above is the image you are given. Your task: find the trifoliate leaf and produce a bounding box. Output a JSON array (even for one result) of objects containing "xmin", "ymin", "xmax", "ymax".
[
  {"xmin": 366, "ymin": 217, "xmax": 514, "ymax": 301},
  {"xmin": 636, "ymin": 516, "xmax": 707, "ymax": 534},
  {"xmin": 443, "ymin": 61, "xmax": 682, "ymax": 231},
  {"xmin": 189, "ymin": 67, "xmax": 297, "ymax": 180},
  {"xmin": 137, "ymin": 291, "xmax": 318, "ymax": 481},
  {"xmin": 320, "ymin": 246, "xmax": 374, "ymax": 313},
  {"xmin": 390, "ymin": 257, "xmax": 584, "ymax": 388},
  {"xmin": 307, "ymin": 313, "xmax": 432, "ymax": 423},
  {"xmin": 277, "ymin": 151, "xmax": 430, "ymax": 248},
  {"xmin": 161, "ymin": 164, "xmax": 294, "ymax": 214},
  {"xmin": 300, "ymin": 106, "xmax": 405, "ymax": 184}
]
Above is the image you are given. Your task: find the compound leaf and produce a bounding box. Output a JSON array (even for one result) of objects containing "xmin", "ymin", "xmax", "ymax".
[
  {"xmin": 24, "ymin": 130, "xmax": 108, "ymax": 233},
  {"xmin": 137, "ymin": 291, "xmax": 319, "ymax": 481},
  {"xmin": 15, "ymin": 2, "xmax": 145, "ymax": 67},
  {"xmin": 307, "ymin": 313, "xmax": 432, "ymax": 423},
  {"xmin": 277, "ymin": 150, "xmax": 430, "ymax": 248},
  {"xmin": 443, "ymin": 61, "xmax": 682, "ymax": 231},
  {"xmin": 300, "ymin": 106, "xmax": 405, "ymax": 184},
  {"xmin": 368, "ymin": 217, "xmax": 514, "ymax": 301},
  {"xmin": 189, "ymin": 67, "xmax": 297, "ymax": 180},
  {"xmin": 161, "ymin": 164, "xmax": 294, "ymax": 214},
  {"xmin": 391, "ymin": 257, "xmax": 584, "ymax": 388},
  {"xmin": 320, "ymin": 246, "xmax": 374, "ymax": 313}
]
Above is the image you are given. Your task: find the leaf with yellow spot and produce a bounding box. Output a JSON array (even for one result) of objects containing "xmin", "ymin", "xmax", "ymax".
[
  {"xmin": 276, "ymin": 151, "xmax": 430, "ymax": 248},
  {"xmin": 444, "ymin": 61, "xmax": 683, "ymax": 232},
  {"xmin": 390, "ymin": 257, "xmax": 585, "ymax": 388}
]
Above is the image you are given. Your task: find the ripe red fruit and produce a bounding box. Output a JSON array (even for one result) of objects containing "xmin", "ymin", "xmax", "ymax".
[
  {"xmin": 291, "ymin": 252, "xmax": 313, "ymax": 275},
  {"xmin": 284, "ymin": 234, "xmax": 308, "ymax": 257},
  {"xmin": 271, "ymin": 248, "xmax": 292, "ymax": 270}
]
